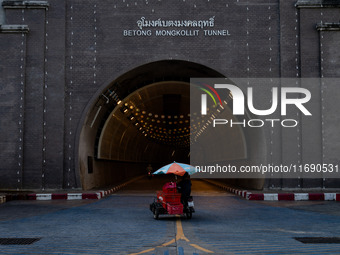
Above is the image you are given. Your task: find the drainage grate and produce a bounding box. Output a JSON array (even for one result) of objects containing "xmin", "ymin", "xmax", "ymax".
[
  {"xmin": 0, "ymin": 238, "xmax": 41, "ymax": 245},
  {"xmin": 294, "ymin": 237, "xmax": 340, "ymax": 244}
]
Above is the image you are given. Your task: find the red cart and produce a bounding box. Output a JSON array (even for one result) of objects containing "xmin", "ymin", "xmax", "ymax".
[{"xmin": 150, "ymin": 182, "xmax": 194, "ymax": 219}]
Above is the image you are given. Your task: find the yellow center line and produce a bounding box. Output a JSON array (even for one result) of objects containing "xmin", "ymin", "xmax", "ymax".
[
  {"xmin": 161, "ymin": 238, "xmax": 176, "ymax": 247},
  {"xmin": 129, "ymin": 216, "xmax": 214, "ymax": 254},
  {"xmin": 129, "ymin": 247, "xmax": 155, "ymax": 255},
  {"xmin": 175, "ymin": 215, "xmax": 190, "ymax": 242},
  {"xmin": 175, "ymin": 216, "xmax": 214, "ymax": 253},
  {"xmin": 190, "ymin": 243, "xmax": 215, "ymax": 253}
]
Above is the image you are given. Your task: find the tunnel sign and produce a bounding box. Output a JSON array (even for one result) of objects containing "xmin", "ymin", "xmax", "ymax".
[{"xmin": 123, "ymin": 16, "xmax": 231, "ymax": 37}]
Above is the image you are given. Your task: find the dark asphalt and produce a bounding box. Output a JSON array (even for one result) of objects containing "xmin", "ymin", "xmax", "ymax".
[{"xmin": 0, "ymin": 177, "xmax": 340, "ymax": 254}]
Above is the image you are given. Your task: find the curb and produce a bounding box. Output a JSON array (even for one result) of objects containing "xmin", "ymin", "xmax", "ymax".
[
  {"xmin": 2, "ymin": 175, "xmax": 144, "ymax": 202},
  {"xmin": 26, "ymin": 192, "xmax": 105, "ymax": 201},
  {"xmin": 0, "ymin": 195, "xmax": 6, "ymax": 204},
  {"xmin": 203, "ymin": 179, "xmax": 340, "ymax": 201}
]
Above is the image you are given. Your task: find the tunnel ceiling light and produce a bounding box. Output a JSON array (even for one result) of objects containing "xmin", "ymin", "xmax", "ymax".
[
  {"xmin": 122, "ymin": 108, "xmax": 193, "ymax": 148},
  {"xmin": 120, "ymin": 106, "xmax": 129, "ymax": 114}
]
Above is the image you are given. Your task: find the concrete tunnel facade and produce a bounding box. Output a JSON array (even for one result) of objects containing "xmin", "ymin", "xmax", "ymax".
[{"xmin": 1, "ymin": 0, "xmax": 339, "ymax": 191}]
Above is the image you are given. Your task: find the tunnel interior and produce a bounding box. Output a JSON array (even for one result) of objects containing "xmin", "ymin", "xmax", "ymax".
[
  {"xmin": 97, "ymin": 81, "xmax": 191, "ymax": 164},
  {"xmin": 77, "ymin": 60, "xmax": 266, "ymax": 190}
]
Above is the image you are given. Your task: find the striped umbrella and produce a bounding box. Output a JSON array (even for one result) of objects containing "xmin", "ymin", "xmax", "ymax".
[{"xmin": 153, "ymin": 162, "xmax": 196, "ymax": 176}]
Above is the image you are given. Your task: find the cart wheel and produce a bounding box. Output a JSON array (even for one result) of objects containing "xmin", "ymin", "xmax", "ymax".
[
  {"xmin": 186, "ymin": 211, "xmax": 192, "ymax": 219},
  {"xmin": 153, "ymin": 209, "xmax": 159, "ymax": 220}
]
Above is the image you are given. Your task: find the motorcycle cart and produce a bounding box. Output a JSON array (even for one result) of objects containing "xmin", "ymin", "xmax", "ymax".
[{"xmin": 150, "ymin": 182, "xmax": 194, "ymax": 219}]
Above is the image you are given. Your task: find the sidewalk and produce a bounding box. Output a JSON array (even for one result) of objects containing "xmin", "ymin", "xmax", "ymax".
[
  {"xmin": 203, "ymin": 179, "xmax": 340, "ymax": 201},
  {"xmin": 0, "ymin": 175, "xmax": 144, "ymax": 204}
]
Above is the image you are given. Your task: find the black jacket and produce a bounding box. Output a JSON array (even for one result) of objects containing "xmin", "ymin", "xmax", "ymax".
[{"xmin": 178, "ymin": 179, "xmax": 192, "ymax": 197}]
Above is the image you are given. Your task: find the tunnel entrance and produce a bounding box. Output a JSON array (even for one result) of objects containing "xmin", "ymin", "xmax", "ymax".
[
  {"xmin": 97, "ymin": 81, "xmax": 191, "ymax": 163},
  {"xmin": 76, "ymin": 60, "xmax": 266, "ymax": 190}
]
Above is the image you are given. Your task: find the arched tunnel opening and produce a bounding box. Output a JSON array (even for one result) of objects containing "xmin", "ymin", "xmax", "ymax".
[
  {"xmin": 77, "ymin": 60, "xmax": 266, "ymax": 190},
  {"xmin": 97, "ymin": 81, "xmax": 191, "ymax": 164}
]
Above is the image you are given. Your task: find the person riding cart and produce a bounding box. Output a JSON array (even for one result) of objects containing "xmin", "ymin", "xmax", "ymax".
[
  {"xmin": 150, "ymin": 162, "xmax": 195, "ymax": 219},
  {"xmin": 177, "ymin": 172, "xmax": 192, "ymax": 205}
]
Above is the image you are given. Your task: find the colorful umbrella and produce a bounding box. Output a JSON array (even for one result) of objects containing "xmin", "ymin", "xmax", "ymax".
[{"xmin": 153, "ymin": 162, "xmax": 197, "ymax": 176}]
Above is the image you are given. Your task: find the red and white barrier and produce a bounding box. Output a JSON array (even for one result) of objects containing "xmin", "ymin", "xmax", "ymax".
[
  {"xmin": 3, "ymin": 175, "xmax": 145, "ymax": 202},
  {"xmin": 203, "ymin": 179, "xmax": 340, "ymax": 201}
]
